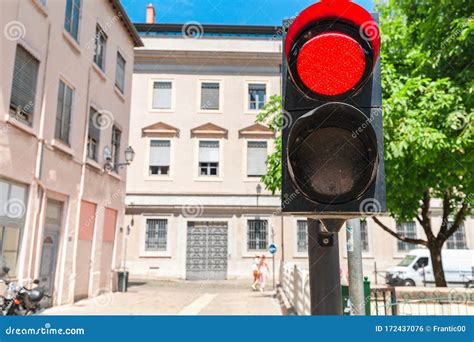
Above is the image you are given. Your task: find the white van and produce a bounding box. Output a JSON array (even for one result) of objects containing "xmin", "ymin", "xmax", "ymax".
[{"xmin": 385, "ymin": 248, "xmax": 474, "ymax": 287}]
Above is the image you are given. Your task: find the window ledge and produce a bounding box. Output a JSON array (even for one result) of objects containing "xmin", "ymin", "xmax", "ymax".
[
  {"xmin": 244, "ymin": 177, "xmax": 264, "ymax": 183},
  {"xmin": 62, "ymin": 30, "xmax": 81, "ymax": 54},
  {"xmin": 114, "ymin": 86, "xmax": 126, "ymax": 102},
  {"xmin": 197, "ymin": 110, "xmax": 222, "ymax": 114},
  {"xmin": 148, "ymin": 109, "xmax": 174, "ymax": 114},
  {"xmin": 86, "ymin": 159, "xmax": 103, "ymax": 172},
  {"xmin": 139, "ymin": 252, "xmax": 172, "ymax": 258},
  {"xmin": 145, "ymin": 177, "xmax": 174, "ymax": 182},
  {"xmin": 92, "ymin": 63, "xmax": 107, "ymax": 82},
  {"xmin": 5, "ymin": 114, "xmax": 36, "ymax": 137},
  {"xmin": 194, "ymin": 177, "xmax": 223, "ymax": 182},
  {"xmin": 51, "ymin": 139, "xmax": 75, "ymax": 157},
  {"xmin": 31, "ymin": 0, "xmax": 48, "ymax": 16}
]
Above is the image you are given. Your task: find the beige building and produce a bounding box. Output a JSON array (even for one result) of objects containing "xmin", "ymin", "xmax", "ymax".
[
  {"xmin": 124, "ymin": 7, "xmax": 473, "ymax": 284},
  {"xmin": 0, "ymin": 0, "xmax": 142, "ymax": 305}
]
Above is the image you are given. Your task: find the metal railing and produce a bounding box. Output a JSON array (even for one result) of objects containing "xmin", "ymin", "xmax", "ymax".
[
  {"xmin": 280, "ymin": 262, "xmax": 310, "ymax": 315},
  {"xmin": 280, "ymin": 262, "xmax": 474, "ymax": 316}
]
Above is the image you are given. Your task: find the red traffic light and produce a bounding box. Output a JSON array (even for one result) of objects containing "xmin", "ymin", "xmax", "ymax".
[{"xmin": 286, "ymin": 0, "xmax": 380, "ymax": 99}]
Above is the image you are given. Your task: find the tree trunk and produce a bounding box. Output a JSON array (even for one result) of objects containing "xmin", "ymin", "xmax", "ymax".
[{"xmin": 429, "ymin": 243, "xmax": 447, "ymax": 287}]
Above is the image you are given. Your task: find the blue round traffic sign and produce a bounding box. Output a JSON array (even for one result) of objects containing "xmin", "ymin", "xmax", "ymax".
[{"xmin": 268, "ymin": 243, "xmax": 277, "ymax": 254}]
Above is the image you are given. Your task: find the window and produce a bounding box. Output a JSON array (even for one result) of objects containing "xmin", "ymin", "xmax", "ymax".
[
  {"xmin": 199, "ymin": 141, "xmax": 219, "ymax": 176},
  {"xmin": 145, "ymin": 219, "xmax": 167, "ymax": 251},
  {"xmin": 396, "ymin": 221, "xmax": 417, "ymax": 252},
  {"xmin": 0, "ymin": 179, "xmax": 28, "ymax": 276},
  {"xmin": 111, "ymin": 126, "xmax": 121, "ymax": 172},
  {"xmin": 446, "ymin": 223, "xmax": 467, "ymax": 249},
  {"xmin": 200, "ymin": 82, "xmax": 220, "ymax": 110},
  {"xmin": 248, "ymin": 83, "xmax": 266, "ymax": 110},
  {"xmin": 149, "ymin": 140, "xmax": 170, "ymax": 175},
  {"xmin": 152, "ymin": 81, "xmax": 172, "ymax": 109},
  {"xmin": 360, "ymin": 220, "xmax": 369, "ymax": 252},
  {"xmin": 93, "ymin": 25, "xmax": 107, "ymax": 71},
  {"xmin": 297, "ymin": 220, "xmax": 308, "ymax": 252},
  {"xmin": 247, "ymin": 219, "xmax": 268, "ymax": 251},
  {"xmin": 115, "ymin": 52, "xmax": 126, "ymax": 93},
  {"xmin": 55, "ymin": 80, "xmax": 74, "ymax": 144},
  {"xmin": 87, "ymin": 108, "xmax": 100, "ymax": 161},
  {"xmin": 247, "ymin": 141, "xmax": 267, "ymax": 177},
  {"xmin": 64, "ymin": 0, "xmax": 81, "ymax": 41},
  {"xmin": 10, "ymin": 45, "xmax": 39, "ymax": 126}
]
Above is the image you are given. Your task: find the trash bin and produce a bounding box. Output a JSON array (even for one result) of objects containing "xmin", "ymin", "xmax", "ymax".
[{"xmin": 117, "ymin": 271, "xmax": 129, "ymax": 292}]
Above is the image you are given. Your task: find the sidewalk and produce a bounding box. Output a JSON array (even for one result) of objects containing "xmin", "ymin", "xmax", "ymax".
[{"xmin": 42, "ymin": 280, "xmax": 282, "ymax": 315}]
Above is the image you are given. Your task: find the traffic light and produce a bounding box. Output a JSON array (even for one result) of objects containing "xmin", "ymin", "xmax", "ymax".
[{"xmin": 282, "ymin": 0, "xmax": 386, "ymax": 223}]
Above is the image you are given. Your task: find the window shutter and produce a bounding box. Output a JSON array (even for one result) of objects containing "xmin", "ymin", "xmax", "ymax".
[
  {"xmin": 201, "ymin": 83, "xmax": 219, "ymax": 110},
  {"xmin": 152, "ymin": 82, "xmax": 172, "ymax": 109},
  {"xmin": 199, "ymin": 141, "xmax": 219, "ymax": 162},
  {"xmin": 10, "ymin": 45, "xmax": 39, "ymax": 122},
  {"xmin": 150, "ymin": 140, "xmax": 170, "ymax": 166},
  {"xmin": 115, "ymin": 52, "xmax": 126, "ymax": 92},
  {"xmin": 247, "ymin": 141, "xmax": 267, "ymax": 176}
]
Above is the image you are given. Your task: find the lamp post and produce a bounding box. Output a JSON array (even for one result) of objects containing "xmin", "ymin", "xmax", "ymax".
[
  {"xmin": 256, "ymin": 183, "xmax": 262, "ymax": 207},
  {"xmin": 104, "ymin": 146, "xmax": 135, "ymax": 171}
]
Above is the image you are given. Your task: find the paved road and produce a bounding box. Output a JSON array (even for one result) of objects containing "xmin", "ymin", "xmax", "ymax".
[{"xmin": 43, "ymin": 280, "xmax": 282, "ymax": 315}]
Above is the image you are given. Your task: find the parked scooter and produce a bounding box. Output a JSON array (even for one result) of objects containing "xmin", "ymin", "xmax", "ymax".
[{"xmin": 0, "ymin": 266, "xmax": 50, "ymax": 315}]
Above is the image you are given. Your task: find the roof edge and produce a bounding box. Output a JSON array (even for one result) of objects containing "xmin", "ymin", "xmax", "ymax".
[
  {"xmin": 109, "ymin": 0, "xmax": 144, "ymax": 47},
  {"xmin": 134, "ymin": 23, "xmax": 283, "ymax": 36}
]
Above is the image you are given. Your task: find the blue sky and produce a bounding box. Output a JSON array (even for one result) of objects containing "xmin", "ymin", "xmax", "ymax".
[{"xmin": 121, "ymin": 0, "xmax": 374, "ymax": 25}]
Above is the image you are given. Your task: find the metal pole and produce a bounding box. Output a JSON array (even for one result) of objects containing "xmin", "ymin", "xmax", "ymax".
[
  {"xmin": 273, "ymin": 254, "xmax": 275, "ymax": 289},
  {"xmin": 346, "ymin": 219, "xmax": 365, "ymax": 315},
  {"xmin": 307, "ymin": 219, "xmax": 342, "ymax": 315}
]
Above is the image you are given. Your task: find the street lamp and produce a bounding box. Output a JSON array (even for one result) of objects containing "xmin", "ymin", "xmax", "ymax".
[
  {"xmin": 256, "ymin": 184, "xmax": 262, "ymax": 208},
  {"xmin": 124, "ymin": 146, "xmax": 135, "ymax": 164},
  {"xmin": 104, "ymin": 146, "xmax": 135, "ymax": 171}
]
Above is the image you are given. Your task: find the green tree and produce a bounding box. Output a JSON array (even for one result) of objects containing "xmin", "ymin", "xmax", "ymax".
[
  {"xmin": 374, "ymin": 0, "xmax": 473, "ymax": 287},
  {"xmin": 257, "ymin": 0, "xmax": 473, "ymax": 287}
]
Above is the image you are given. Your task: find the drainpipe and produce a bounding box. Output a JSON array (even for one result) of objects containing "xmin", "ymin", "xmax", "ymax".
[
  {"xmin": 69, "ymin": 65, "xmax": 93, "ymax": 303},
  {"xmin": 22, "ymin": 20, "xmax": 51, "ymax": 283}
]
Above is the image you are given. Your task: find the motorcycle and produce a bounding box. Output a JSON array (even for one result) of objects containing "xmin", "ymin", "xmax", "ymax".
[{"xmin": 0, "ymin": 266, "xmax": 50, "ymax": 315}]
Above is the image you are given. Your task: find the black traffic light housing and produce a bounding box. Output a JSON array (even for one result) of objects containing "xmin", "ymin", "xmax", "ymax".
[{"xmin": 281, "ymin": 3, "xmax": 386, "ymax": 219}]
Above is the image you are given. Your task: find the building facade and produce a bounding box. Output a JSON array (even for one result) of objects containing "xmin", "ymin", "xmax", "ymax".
[
  {"xmin": 125, "ymin": 10, "xmax": 473, "ymax": 283},
  {"xmin": 0, "ymin": 0, "xmax": 141, "ymax": 305}
]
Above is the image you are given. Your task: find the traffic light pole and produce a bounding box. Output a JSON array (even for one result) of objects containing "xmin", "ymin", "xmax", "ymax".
[
  {"xmin": 346, "ymin": 218, "xmax": 365, "ymax": 315},
  {"xmin": 307, "ymin": 219, "xmax": 343, "ymax": 315}
]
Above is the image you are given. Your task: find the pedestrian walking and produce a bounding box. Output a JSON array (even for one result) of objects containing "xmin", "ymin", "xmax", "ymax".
[
  {"xmin": 257, "ymin": 255, "xmax": 270, "ymax": 292},
  {"xmin": 251, "ymin": 254, "xmax": 260, "ymax": 291}
]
